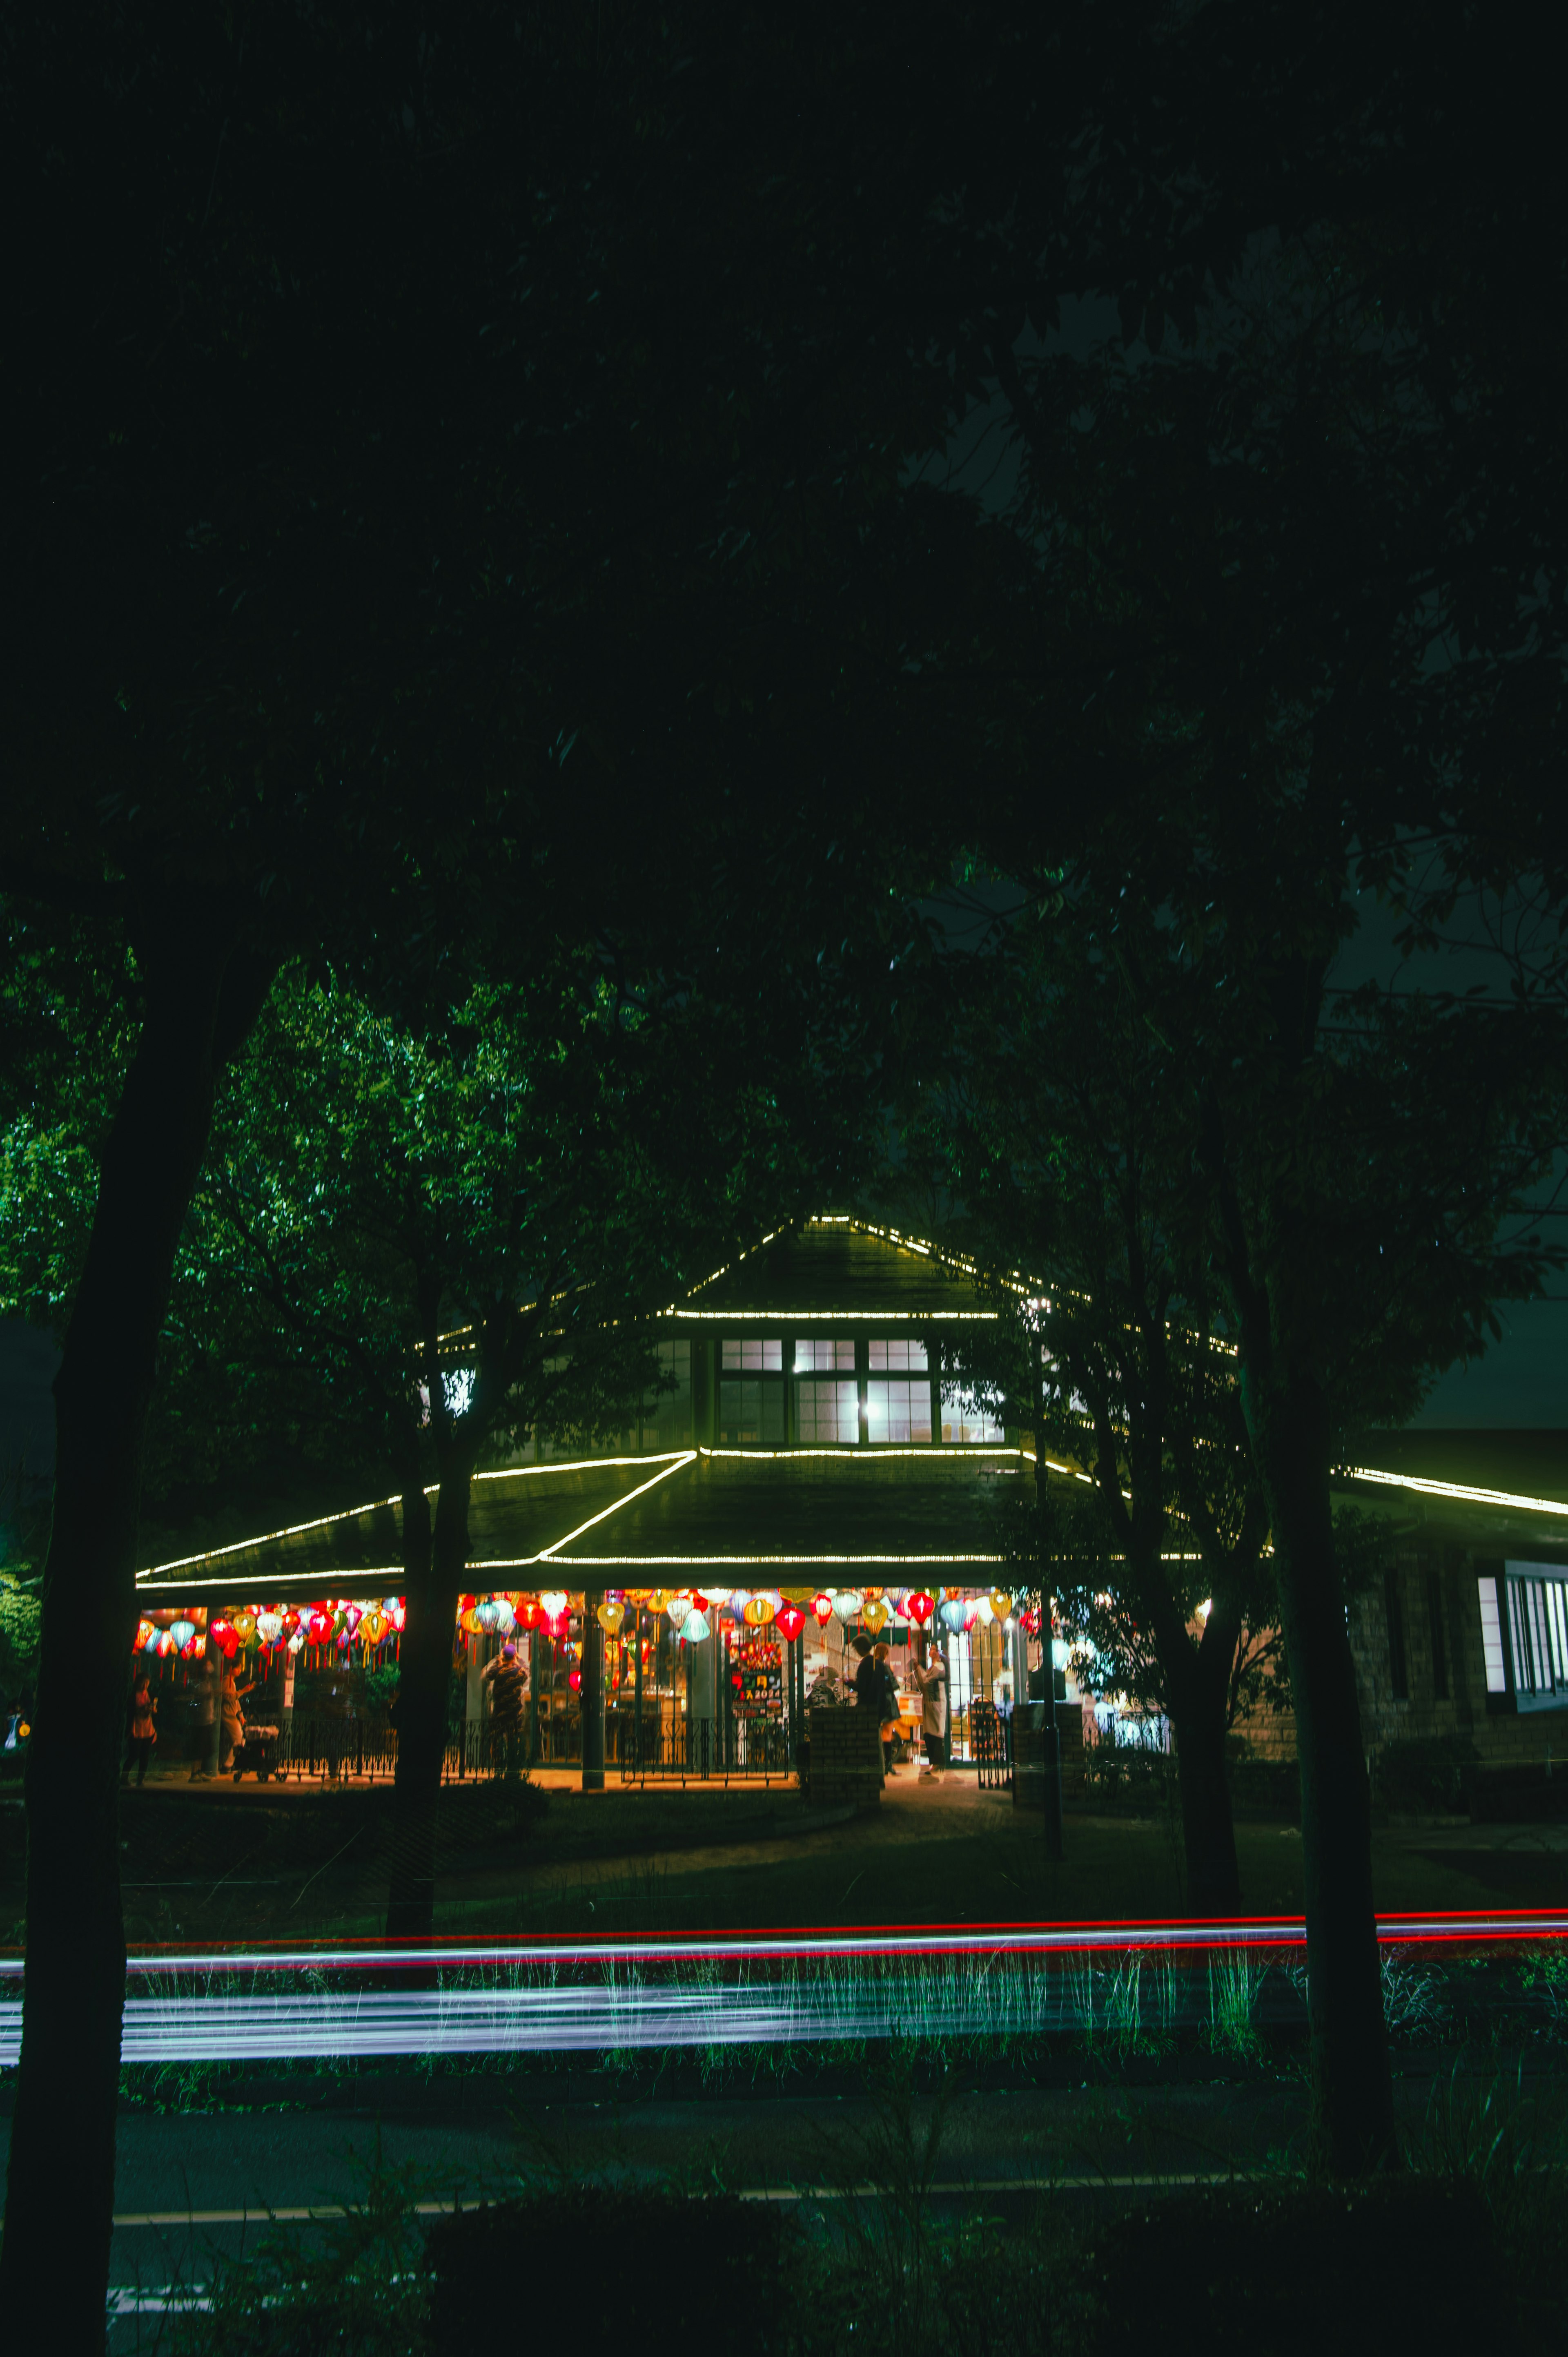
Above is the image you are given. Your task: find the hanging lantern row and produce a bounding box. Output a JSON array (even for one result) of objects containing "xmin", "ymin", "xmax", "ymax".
[{"xmin": 134, "ymin": 1579, "xmax": 1026, "ymax": 1665}]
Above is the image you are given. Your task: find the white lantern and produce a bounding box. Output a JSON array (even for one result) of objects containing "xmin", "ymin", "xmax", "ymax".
[
  {"xmin": 666, "ymin": 1593, "xmax": 692, "ymax": 1629},
  {"xmin": 540, "ymin": 1591, "xmax": 569, "ymax": 1621},
  {"xmin": 256, "ymin": 1611, "xmax": 284, "ymax": 1646},
  {"xmin": 684, "ymin": 1609, "xmax": 710, "ymax": 1642}
]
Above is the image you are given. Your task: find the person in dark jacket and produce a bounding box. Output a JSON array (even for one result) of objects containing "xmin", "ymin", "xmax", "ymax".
[
  {"xmin": 850, "ymin": 1632, "xmax": 880, "ymax": 1712},
  {"xmin": 872, "ymin": 1641, "xmax": 902, "ymax": 1775},
  {"xmin": 481, "ymin": 1639, "xmax": 528, "ymax": 1779}
]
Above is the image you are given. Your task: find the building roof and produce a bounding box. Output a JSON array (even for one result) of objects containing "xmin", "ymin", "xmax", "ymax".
[
  {"xmin": 137, "ymin": 1445, "xmax": 1025, "ymax": 1598},
  {"xmin": 672, "ymin": 1217, "xmax": 1002, "ymax": 1323}
]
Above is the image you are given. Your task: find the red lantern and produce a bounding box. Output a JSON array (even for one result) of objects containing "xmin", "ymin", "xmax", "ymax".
[
  {"xmin": 210, "ymin": 1618, "xmax": 240, "ymax": 1660},
  {"xmin": 514, "ymin": 1597, "xmax": 542, "ymax": 1632},
  {"xmin": 811, "ymin": 1592, "xmax": 835, "ymax": 1627},
  {"xmin": 568, "ymin": 1668, "xmax": 582, "ymax": 1693},
  {"xmin": 775, "ymin": 1601, "xmax": 806, "ymax": 1643},
  {"xmin": 305, "ymin": 1608, "xmax": 333, "ymax": 1646},
  {"xmin": 281, "ymin": 1608, "xmax": 302, "ymax": 1637},
  {"xmin": 906, "ymin": 1590, "xmax": 935, "ymax": 1628}
]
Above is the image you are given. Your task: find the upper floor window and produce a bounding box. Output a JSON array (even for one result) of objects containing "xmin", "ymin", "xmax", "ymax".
[
  {"xmin": 724, "ymin": 1338, "xmax": 782, "ymax": 1370},
  {"xmin": 795, "ymin": 1338, "xmax": 855, "ymax": 1371},
  {"xmin": 869, "ymin": 1338, "xmax": 928, "ymax": 1372}
]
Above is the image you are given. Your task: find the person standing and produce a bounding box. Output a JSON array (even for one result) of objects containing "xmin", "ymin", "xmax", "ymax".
[
  {"xmin": 872, "ymin": 1641, "xmax": 902, "ymax": 1776},
  {"xmin": 912, "ymin": 1642, "xmax": 949, "ymax": 1779},
  {"xmin": 481, "ymin": 1638, "xmax": 528, "ymax": 1781},
  {"xmin": 123, "ymin": 1672, "xmax": 158, "ymax": 1787}
]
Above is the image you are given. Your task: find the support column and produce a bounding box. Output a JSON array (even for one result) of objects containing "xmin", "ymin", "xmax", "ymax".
[
  {"xmin": 581, "ymin": 1593, "xmax": 606, "ymax": 1791},
  {"xmin": 631, "ymin": 1603, "xmax": 644, "ymax": 1776}
]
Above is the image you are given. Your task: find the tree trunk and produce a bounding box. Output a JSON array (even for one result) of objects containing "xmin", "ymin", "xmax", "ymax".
[
  {"xmin": 1247, "ymin": 1374, "xmax": 1395, "ymax": 2175},
  {"xmin": 385, "ymin": 1461, "xmax": 473, "ymax": 1941},
  {"xmin": 0, "ymin": 931, "xmax": 269, "ymax": 2345},
  {"xmin": 1166, "ymin": 1687, "xmax": 1242, "ymax": 1915}
]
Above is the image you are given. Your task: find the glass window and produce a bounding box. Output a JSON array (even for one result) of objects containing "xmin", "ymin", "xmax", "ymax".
[
  {"xmin": 794, "ymin": 1337, "xmax": 856, "ymax": 1371},
  {"xmin": 719, "ymin": 1377, "xmax": 785, "ymax": 1447},
  {"xmin": 939, "ymin": 1381, "xmax": 1004, "ymax": 1444},
  {"xmin": 867, "ymin": 1378, "xmax": 932, "ymax": 1444},
  {"xmin": 869, "ymin": 1338, "xmax": 929, "ymax": 1372},
  {"xmin": 1478, "ymin": 1577, "xmax": 1507, "ymax": 1693},
  {"xmin": 797, "ymin": 1379, "xmax": 859, "ymax": 1445},
  {"xmin": 722, "ymin": 1338, "xmax": 782, "ymax": 1370}
]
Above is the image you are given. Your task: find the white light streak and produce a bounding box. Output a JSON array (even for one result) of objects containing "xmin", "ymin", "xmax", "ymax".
[{"xmin": 1344, "ymin": 1466, "xmax": 1568, "ymax": 1518}]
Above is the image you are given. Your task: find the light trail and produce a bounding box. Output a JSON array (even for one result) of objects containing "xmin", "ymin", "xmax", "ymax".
[
  {"xmin": 2, "ymin": 1913, "xmax": 1564, "ymax": 2066},
  {"xmin": 0, "ymin": 1907, "xmax": 1559, "ymax": 1980}
]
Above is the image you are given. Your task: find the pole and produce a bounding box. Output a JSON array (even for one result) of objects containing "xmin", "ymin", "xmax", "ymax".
[
  {"xmin": 1036, "ymin": 1408, "xmax": 1065, "ymax": 1860},
  {"xmin": 632, "ymin": 1603, "xmax": 643, "ymax": 1779},
  {"xmin": 528, "ymin": 1626, "xmax": 540, "ymax": 1767},
  {"xmin": 581, "ymin": 1592, "xmax": 605, "ymax": 1792}
]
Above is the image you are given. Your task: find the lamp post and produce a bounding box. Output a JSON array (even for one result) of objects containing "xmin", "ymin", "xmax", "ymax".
[{"xmin": 581, "ymin": 1593, "xmax": 606, "ymax": 1792}]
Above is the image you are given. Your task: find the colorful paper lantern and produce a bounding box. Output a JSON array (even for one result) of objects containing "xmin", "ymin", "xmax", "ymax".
[
  {"xmin": 861, "ymin": 1596, "xmax": 890, "ymax": 1633},
  {"xmin": 831, "ymin": 1589, "xmax": 862, "ymax": 1621},
  {"xmin": 540, "ymin": 1590, "xmax": 569, "ymax": 1621},
  {"xmin": 811, "ymin": 1592, "xmax": 835, "ymax": 1627},
  {"xmin": 973, "ymin": 1597, "xmax": 995, "ymax": 1628},
  {"xmin": 514, "ymin": 1597, "xmax": 542, "ymax": 1632},
  {"xmin": 724, "ymin": 1587, "xmax": 751, "ymax": 1621},
  {"xmin": 742, "ymin": 1592, "xmax": 775, "ymax": 1627},
  {"xmin": 231, "ymin": 1608, "xmax": 257, "ymax": 1646},
  {"xmin": 568, "ymin": 1668, "xmax": 582, "ymax": 1693},
  {"xmin": 475, "ymin": 1598, "xmax": 503, "ymax": 1634},
  {"xmin": 940, "ymin": 1599, "xmax": 969, "ymax": 1635},
  {"xmin": 134, "ymin": 1620, "xmax": 154, "ymax": 1653},
  {"xmin": 666, "ymin": 1594, "xmax": 692, "ymax": 1629},
  {"xmin": 597, "ymin": 1598, "xmax": 626, "ymax": 1635},
  {"xmin": 255, "ymin": 1611, "xmax": 283, "ymax": 1647},
  {"xmin": 360, "ymin": 1608, "xmax": 387, "ymax": 1646},
  {"xmin": 775, "ymin": 1601, "xmax": 806, "ymax": 1643},
  {"xmin": 169, "ymin": 1618, "xmax": 198, "ymax": 1655},
  {"xmin": 683, "ymin": 1609, "xmax": 710, "ymax": 1642},
  {"xmin": 210, "ymin": 1618, "xmax": 240, "ymax": 1659},
  {"xmin": 339, "ymin": 1603, "xmax": 363, "ymax": 1637},
  {"xmin": 281, "ymin": 1608, "xmax": 302, "ymax": 1637},
  {"xmin": 306, "ymin": 1608, "xmax": 334, "ymax": 1646},
  {"xmin": 990, "ymin": 1590, "xmax": 1014, "ymax": 1622},
  {"xmin": 780, "ymin": 1587, "xmax": 814, "ymax": 1605}
]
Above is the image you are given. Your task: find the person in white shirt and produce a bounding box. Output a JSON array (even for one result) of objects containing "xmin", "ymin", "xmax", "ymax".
[{"xmin": 911, "ymin": 1643, "xmax": 949, "ymax": 1778}]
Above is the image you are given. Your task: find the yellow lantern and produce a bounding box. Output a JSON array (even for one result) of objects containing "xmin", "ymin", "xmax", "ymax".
[
  {"xmin": 646, "ymin": 1588, "xmax": 672, "ymax": 1614},
  {"xmin": 779, "ymin": 1587, "xmax": 814, "ymax": 1605},
  {"xmin": 232, "ymin": 1608, "xmax": 257, "ymax": 1646},
  {"xmin": 989, "ymin": 1589, "xmax": 1014, "ymax": 1622},
  {"xmin": 625, "ymin": 1588, "xmax": 651, "ymax": 1605},
  {"xmin": 361, "ymin": 1608, "xmax": 387, "ymax": 1646},
  {"xmin": 862, "ymin": 1596, "xmax": 890, "ymax": 1633},
  {"xmin": 742, "ymin": 1593, "xmax": 775, "ymax": 1628},
  {"xmin": 862, "ymin": 1585, "xmax": 885, "ymax": 1602},
  {"xmin": 460, "ymin": 1606, "xmax": 482, "ymax": 1637},
  {"xmin": 597, "ymin": 1598, "xmax": 626, "ymax": 1635}
]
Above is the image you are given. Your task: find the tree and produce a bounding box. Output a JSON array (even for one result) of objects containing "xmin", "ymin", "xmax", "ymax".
[
  {"xmin": 194, "ymin": 961, "xmax": 822, "ymax": 1933},
  {"xmin": 899, "ymin": 902, "xmax": 1276, "ymax": 1910}
]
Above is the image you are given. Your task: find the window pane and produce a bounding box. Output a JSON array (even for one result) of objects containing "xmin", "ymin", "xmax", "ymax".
[
  {"xmin": 1478, "ymin": 1577, "xmax": 1507, "ymax": 1693},
  {"xmin": 798, "ymin": 1379, "xmax": 858, "ymax": 1444},
  {"xmin": 939, "ymin": 1381, "xmax": 1003, "ymax": 1443},
  {"xmin": 867, "ymin": 1378, "xmax": 932, "ymax": 1445},
  {"xmin": 1508, "ymin": 1579, "xmax": 1535, "ymax": 1693}
]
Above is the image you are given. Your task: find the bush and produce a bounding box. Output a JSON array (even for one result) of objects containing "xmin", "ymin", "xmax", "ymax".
[
  {"xmin": 1373, "ymin": 1733, "xmax": 1480, "ymax": 1814},
  {"xmin": 1077, "ymin": 2178, "xmax": 1498, "ymax": 2355},
  {"xmin": 426, "ymin": 2190, "xmax": 782, "ymax": 2356}
]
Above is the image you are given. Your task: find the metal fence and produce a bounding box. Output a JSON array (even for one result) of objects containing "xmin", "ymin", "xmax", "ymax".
[
  {"xmin": 233, "ymin": 1707, "xmax": 800, "ymax": 1787},
  {"xmin": 971, "ymin": 1701, "xmax": 1014, "ymax": 1792},
  {"xmin": 617, "ymin": 1713, "xmax": 795, "ymax": 1784}
]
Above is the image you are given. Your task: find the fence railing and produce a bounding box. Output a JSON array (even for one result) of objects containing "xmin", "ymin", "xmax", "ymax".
[
  {"xmin": 971, "ymin": 1701, "xmax": 1014, "ymax": 1792},
  {"xmin": 252, "ymin": 1709, "xmax": 798, "ymax": 1785},
  {"xmin": 617, "ymin": 1713, "xmax": 795, "ymax": 1784}
]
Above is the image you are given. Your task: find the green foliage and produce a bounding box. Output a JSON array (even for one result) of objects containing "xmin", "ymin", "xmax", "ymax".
[
  {"xmin": 170, "ymin": 2135, "xmax": 434, "ymax": 2357},
  {"xmin": 0, "ymin": 1573, "xmax": 41, "ymax": 1690}
]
